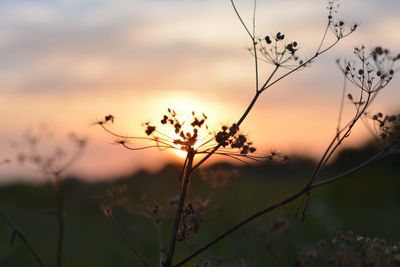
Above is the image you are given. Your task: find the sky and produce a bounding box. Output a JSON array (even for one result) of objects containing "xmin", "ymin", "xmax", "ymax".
[{"xmin": 0, "ymin": 0, "xmax": 399, "ymax": 183}]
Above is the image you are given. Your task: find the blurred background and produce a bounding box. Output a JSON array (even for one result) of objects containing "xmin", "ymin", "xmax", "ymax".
[
  {"xmin": 1, "ymin": 0, "xmax": 399, "ymax": 182},
  {"xmin": 0, "ymin": 0, "xmax": 399, "ymax": 266}
]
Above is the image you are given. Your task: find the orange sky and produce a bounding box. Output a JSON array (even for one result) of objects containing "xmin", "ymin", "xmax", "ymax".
[{"xmin": 1, "ymin": 0, "xmax": 399, "ymax": 183}]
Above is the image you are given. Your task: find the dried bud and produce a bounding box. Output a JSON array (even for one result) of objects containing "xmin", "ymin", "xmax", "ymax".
[
  {"xmin": 105, "ymin": 114, "xmax": 114, "ymax": 123},
  {"xmin": 265, "ymin": 35, "xmax": 272, "ymax": 44}
]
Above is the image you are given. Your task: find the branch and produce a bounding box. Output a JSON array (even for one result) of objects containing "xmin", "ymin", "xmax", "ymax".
[
  {"xmin": 164, "ymin": 150, "xmax": 195, "ymax": 266},
  {"xmin": 53, "ymin": 175, "xmax": 64, "ymax": 267},
  {"xmin": 230, "ymin": 0, "xmax": 253, "ymax": 39},
  {"xmin": 309, "ymin": 147, "xmax": 390, "ymax": 189},
  {"xmin": 104, "ymin": 212, "xmax": 150, "ymax": 267},
  {"xmin": 173, "ymin": 148, "xmax": 392, "ymax": 266},
  {"xmin": 0, "ymin": 210, "xmax": 46, "ymax": 267}
]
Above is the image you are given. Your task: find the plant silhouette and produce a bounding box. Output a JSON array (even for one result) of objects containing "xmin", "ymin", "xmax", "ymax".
[
  {"xmin": 1, "ymin": 1, "xmax": 399, "ymax": 267},
  {"xmin": 96, "ymin": 1, "xmax": 399, "ymax": 266}
]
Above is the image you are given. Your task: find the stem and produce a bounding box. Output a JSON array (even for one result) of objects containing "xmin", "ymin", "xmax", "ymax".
[
  {"xmin": 309, "ymin": 147, "xmax": 390, "ymax": 189},
  {"xmin": 252, "ymin": 0, "xmax": 259, "ymax": 92},
  {"xmin": 105, "ymin": 213, "xmax": 150, "ymax": 267},
  {"xmin": 307, "ymin": 92, "xmax": 372, "ymax": 187},
  {"xmin": 173, "ymin": 148, "xmax": 391, "ymax": 266},
  {"xmin": 174, "ymin": 188, "xmax": 307, "ymax": 267},
  {"xmin": 230, "ymin": 0, "xmax": 253, "ymax": 39},
  {"xmin": 157, "ymin": 225, "xmax": 165, "ymax": 267},
  {"xmin": 163, "ymin": 149, "xmax": 195, "ymax": 266},
  {"xmin": 261, "ymin": 38, "xmax": 341, "ymax": 92},
  {"xmin": 192, "ymin": 91, "xmax": 261, "ymax": 171},
  {"xmin": 0, "ymin": 210, "xmax": 46, "ymax": 267},
  {"xmin": 53, "ymin": 176, "xmax": 64, "ymax": 267}
]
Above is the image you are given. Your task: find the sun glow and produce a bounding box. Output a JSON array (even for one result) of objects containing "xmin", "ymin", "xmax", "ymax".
[{"xmin": 152, "ymin": 92, "xmax": 219, "ymax": 159}]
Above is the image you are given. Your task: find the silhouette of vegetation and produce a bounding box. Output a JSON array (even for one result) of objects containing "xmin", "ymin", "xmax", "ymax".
[
  {"xmin": 95, "ymin": 1, "xmax": 399, "ymax": 266},
  {"xmin": 1, "ymin": 127, "xmax": 86, "ymax": 267},
  {"xmin": 1, "ymin": 1, "xmax": 400, "ymax": 267}
]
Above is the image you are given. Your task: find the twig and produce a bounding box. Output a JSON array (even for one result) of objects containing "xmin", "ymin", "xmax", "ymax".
[
  {"xmin": 230, "ymin": 0, "xmax": 253, "ymax": 39},
  {"xmin": 0, "ymin": 210, "xmax": 46, "ymax": 267},
  {"xmin": 52, "ymin": 175, "xmax": 64, "ymax": 267},
  {"xmin": 157, "ymin": 225, "xmax": 166, "ymax": 265},
  {"xmin": 105, "ymin": 212, "xmax": 150, "ymax": 267}
]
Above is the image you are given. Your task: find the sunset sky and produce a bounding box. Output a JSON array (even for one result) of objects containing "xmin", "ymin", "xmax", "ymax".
[{"xmin": 1, "ymin": 0, "xmax": 399, "ymax": 183}]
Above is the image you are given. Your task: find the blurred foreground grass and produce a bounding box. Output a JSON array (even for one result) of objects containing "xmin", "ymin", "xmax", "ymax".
[{"xmin": 1, "ymin": 145, "xmax": 399, "ymax": 266}]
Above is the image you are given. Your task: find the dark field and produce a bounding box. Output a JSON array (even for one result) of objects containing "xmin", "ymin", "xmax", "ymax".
[{"xmin": 1, "ymin": 145, "xmax": 399, "ymax": 266}]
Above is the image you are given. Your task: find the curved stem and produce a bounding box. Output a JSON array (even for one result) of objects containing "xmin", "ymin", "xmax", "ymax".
[
  {"xmin": 230, "ymin": 0, "xmax": 253, "ymax": 39},
  {"xmin": 0, "ymin": 210, "xmax": 46, "ymax": 267},
  {"xmin": 173, "ymin": 148, "xmax": 392, "ymax": 266},
  {"xmin": 55, "ymin": 179, "xmax": 64, "ymax": 267},
  {"xmin": 105, "ymin": 213, "xmax": 150, "ymax": 267}
]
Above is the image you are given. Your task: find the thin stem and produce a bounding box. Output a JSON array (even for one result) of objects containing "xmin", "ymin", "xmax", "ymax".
[
  {"xmin": 309, "ymin": 147, "xmax": 390, "ymax": 189},
  {"xmin": 99, "ymin": 123, "xmax": 174, "ymax": 147},
  {"xmin": 258, "ymin": 64, "xmax": 280, "ymax": 93},
  {"xmin": 53, "ymin": 176, "xmax": 64, "ymax": 267},
  {"xmin": 163, "ymin": 149, "xmax": 195, "ymax": 266},
  {"xmin": 177, "ymin": 156, "xmax": 189, "ymax": 192},
  {"xmin": 0, "ymin": 210, "xmax": 46, "ymax": 267},
  {"xmin": 315, "ymin": 92, "xmax": 372, "ymax": 183},
  {"xmin": 316, "ymin": 22, "xmax": 330, "ymax": 53},
  {"xmin": 230, "ymin": 0, "xmax": 253, "ymax": 39},
  {"xmin": 105, "ymin": 213, "xmax": 150, "ymax": 267},
  {"xmin": 157, "ymin": 225, "xmax": 165, "ymax": 266},
  {"xmin": 252, "ymin": 0, "xmax": 259, "ymax": 92},
  {"xmin": 173, "ymin": 148, "xmax": 392, "ymax": 266},
  {"xmin": 192, "ymin": 91, "xmax": 261, "ymax": 170},
  {"xmin": 174, "ymin": 188, "xmax": 307, "ymax": 267},
  {"xmin": 261, "ymin": 38, "xmax": 341, "ymax": 92},
  {"xmin": 336, "ymin": 73, "xmax": 347, "ymax": 138},
  {"xmin": 121, "ymin": 143, "xmax": 175, "ymax": 151}
]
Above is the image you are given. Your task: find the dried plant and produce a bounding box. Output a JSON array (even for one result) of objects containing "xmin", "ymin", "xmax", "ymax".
[
  {"xmin": 296, "ymin": 230, "xmax": 400, "ymax": 267},
  {"xmin": 1, "ymin": 127, "xmax": 86, "ymax": 267},
  {"xmin": 94, "ymin": 1, "xmax": 399, "ymax": 267}
]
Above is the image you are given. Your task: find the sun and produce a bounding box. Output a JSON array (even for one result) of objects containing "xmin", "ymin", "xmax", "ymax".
[
  {"xmin": 152, "ymin": 92, "xmax": 218, "ymax": 159},
  {"xmin": 173, "ymin": 149, "xmax": 188, "ymax": 159}
]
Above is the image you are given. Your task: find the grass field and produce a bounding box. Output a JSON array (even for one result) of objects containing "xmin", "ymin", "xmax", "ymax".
[{"xmin": 1, "ymin": 145, "xmax": 399, "ymax": 266}]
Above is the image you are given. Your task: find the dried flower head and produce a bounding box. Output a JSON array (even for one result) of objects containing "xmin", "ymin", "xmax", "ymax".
[
  {"xmin": 177, "ymin": 198, "xmax": 210, "ymax": 244},
  {"xmin": 253, "ymin": 32, "xmax": 302, "ymax": 68},
  {"xmin": 339, "ymin": 46, "xmax": 397, "ymax": 95},
  {"xmin": 296, "ymin": 230, "xmax": 400, "ymax": 267},
  {"xmin": 13, "ymin": 126, "xmax": 86, "ymax": 178},
  {"xmin": 97, "ymin": 109, "xmax": 285, "ymax": 168},
  {"xmin": 369, "ymin": 112, "xmax": 400, "ymax": 148},
  {"xmin": 200, "ymin": 167, "xmax": 239, "ymax": 190}
]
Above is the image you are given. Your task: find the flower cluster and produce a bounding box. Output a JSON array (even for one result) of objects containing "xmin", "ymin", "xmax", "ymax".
[
  {"xmin": 215, "ymin": 124, "xmax": 256, "ymax": 155},
  {"xmin": 98, "ymin": 110, "xmax": 290, "ymax": 166},
  {"xmin": 137, "ymin": 195, "xmax": 180, "ymax": 227},
  {"xmin": 254, "ymin": 32, "xmax": 302, "ymax": 68},
  {"xmin": 14, "ymin": 127, "xmax": 86, "ymax": 176},
  {"xmin": 177, "ymin": 199, "xmax": 210, "ymax": 243},
  {"xmin": 327, "ymin": 0, "xmax": 358, "ymax": 39},
  {"xmin": 296, "ymin": 230, "xmax": 400, "ymax": 267},
  {"xmin": 340, "ymin": 46, "xmax": 398, "ymax": 96},
  {"xmin": 371, "ymin": 112, "xmax": 400, "ymax": 147},
  {"xmin": 97, "ymin": 109, "xmax": 212, "ymax": 153},
  {"xmin": 160, "ymin": 108, "xmax": 208, "ymax": 150}
]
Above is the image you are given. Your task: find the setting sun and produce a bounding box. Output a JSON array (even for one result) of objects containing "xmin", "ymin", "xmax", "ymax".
[{"xmin": 1, "ymin": 1, "xmax": 400, "ymax": 267}]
